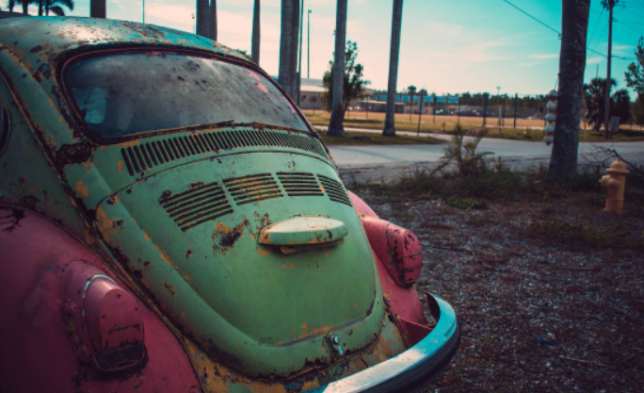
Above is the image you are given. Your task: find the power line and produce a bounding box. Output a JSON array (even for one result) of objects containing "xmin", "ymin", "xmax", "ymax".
[
  {"xmin": 587, "ymin": 9, "xmax": 605, "ymax": 48},
  {"xmin": 499, "ymin": 0, "xmax": 561, "ymax": 37},
  {"xmin": 614, "ymin": 18, "xmax": 644, "ymax": 35},
  {"xmin": 498, "ymin": 0, "xmax": 636, "ymax": 61}
]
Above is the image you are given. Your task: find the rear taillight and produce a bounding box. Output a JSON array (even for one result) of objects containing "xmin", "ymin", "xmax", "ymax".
[
  {"xmin": 360, "ymin": 216, "xmax": 422, "ymax": 287},
  {"xmin": 62, "ymin": 262, "xmax": 146, "ymax": 372}
]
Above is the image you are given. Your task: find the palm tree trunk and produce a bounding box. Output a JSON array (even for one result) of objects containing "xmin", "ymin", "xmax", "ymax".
[
  {"xmin": 547, "ymin": 0, "xmax": 590, "ymax": 180},
  {"xmin": 383, "ymin": 0, "xmax": 403, "ymax": 136},
  {"xmin": 22, "ymin": 0, "xmax": 28, "ymax": 15},
  {"xmin": 38, "ymin": 0, "xmax": 43, "ymax": 16},
  {"xmin": 209, "ymin": 0, "xmax": 217, "ymax": 41},
  {"xmin": 91, "ymin": 0, "xmax": 106, "ymax": 18},
  {"xmin": 289, "ymin": 0, "xmax": 300, "ymax": 99},
  {"xmin": 328, "ymin": 0, "xmax": 347, "ymax": 136},
  {"xmin": 252, "ymin": 0, "xmax": 260, "ymax": 64},
  {"xmin": 196, "ymin": 0, "xmax": 210, "ymax": 38},
  {"xmin": 278, "ymin": 0, "xmax": 299, "ymax": 99}
]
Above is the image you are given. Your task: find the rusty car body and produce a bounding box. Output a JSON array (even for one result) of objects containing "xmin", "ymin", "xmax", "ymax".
[{"xmin": 0, "ymin": 17, "xmax": 459, "ymax": 393}]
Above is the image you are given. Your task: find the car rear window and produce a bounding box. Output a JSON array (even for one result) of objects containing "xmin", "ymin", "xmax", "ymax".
[{"xmin": 64, "ymin": 51, "xmax": 308, "ymax": 137}]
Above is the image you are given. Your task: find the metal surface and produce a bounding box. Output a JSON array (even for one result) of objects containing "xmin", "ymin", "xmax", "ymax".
[
  {"xmin": 0, "ymin": 16, "xmax": 459, "ymax": 392},
  {"xmin": 599, "ymin": 158, "xmax": 629, "ymax": 214},
  {"xmin": 306, "ymin": 295, "xmax": 460, "ymax": 393},
  {"xmin": 258, "ymin": 216, "xmax": 348, "ymax": 246},
  {"xmin": 0, "ymin": 207, "xmax": 200, "ymax": 392}
]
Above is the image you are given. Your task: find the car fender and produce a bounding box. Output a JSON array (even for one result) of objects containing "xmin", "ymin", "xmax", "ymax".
[{"xmin": 0, "ymin": 206, "xmax": 201, "ymax": 393}]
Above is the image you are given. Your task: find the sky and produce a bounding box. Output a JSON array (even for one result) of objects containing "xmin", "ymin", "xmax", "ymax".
[{"xmin": 19, "ymin": 0, "xmax": 644, "ymax": 98}]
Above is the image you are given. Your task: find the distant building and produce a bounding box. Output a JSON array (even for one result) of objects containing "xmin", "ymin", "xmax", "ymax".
[{"xmin": 299, "ymin": 78, "xmax": 325, "ymax": 110}]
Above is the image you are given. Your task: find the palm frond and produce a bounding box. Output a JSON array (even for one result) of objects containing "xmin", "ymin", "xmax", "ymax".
[{"xmin": 49, "ymin": 4, "xmax": 64, "ymax": 15}]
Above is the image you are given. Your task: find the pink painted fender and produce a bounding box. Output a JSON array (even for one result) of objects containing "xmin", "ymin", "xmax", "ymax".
[
  {"xmin": 348, "ymin": 192, "xmax": 432, "ymax": 347},
  {"xmin": 0, "ymin": 206, "xmax": 201, "ymax": 393}
]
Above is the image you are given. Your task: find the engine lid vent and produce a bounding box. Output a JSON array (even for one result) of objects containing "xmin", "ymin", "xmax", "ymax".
[
  {"xmin": 121, "ymin": 129, "xmax": 328, "ymax": 176},
  {"xmin": 224, "ymin": 174, "xmax": 283, "ymax": 205},
  {"xmin": 318, "ymin": 175, "xmax": 352, "ymax": 207},
  {"xmin": 160, "ymin": 182, "xmax": 233, "ymax": 231},
  {"xmin": 277, "ymin": 172, "xmax": 324, "ymax": 197}
]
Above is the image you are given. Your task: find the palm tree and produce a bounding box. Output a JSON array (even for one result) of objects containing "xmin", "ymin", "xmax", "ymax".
[
  {"xmin": 5, "ymin": 0, "xmax": 17, "ymax": 12},
  {"xmin": 252, "ymin": 0, "xmax": 260, "ymax": 64},
  {"xmin": 584, "ymin": 78, "xmax": 614, "ymax": 131},
  {"xmin": 19, "ymin": 0, "xmax": 30, "ymax": 14},
  {"xmin": 601, "ymin": 0, "xmax": 618, "ymax": 138},
  {"xmin": 278, "ymin": 0, "xmax": 299, "ymax": 99},
  {"xmin": 196, "ymin": 0, "xmax": 210, "ymax": 37},
  {"xmin": 209, "ymin": 0, "xmax": 217, "ymax": 41},
  {"xmin": 327, "ymin": 0, "xmax": 347, "ymax": 136},
  {"xmin": 45, "ymin": 0, "xmax": 73, "ymax": 15},
  {"xmin": 383, "ymin": 0, "xmax": 403, "ymax": 136},
  {"xmin": 547, "ymin": 0, "xmax": 590, "ymax": 180},
  {"xmin": 90, "ymin": 0, "xmax": 105, "ymax": 18}
]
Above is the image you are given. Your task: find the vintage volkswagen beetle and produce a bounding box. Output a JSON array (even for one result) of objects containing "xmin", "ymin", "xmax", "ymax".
[{"xmin": 0, "ymin": 17, "xmax": 459, "ymax": 392}]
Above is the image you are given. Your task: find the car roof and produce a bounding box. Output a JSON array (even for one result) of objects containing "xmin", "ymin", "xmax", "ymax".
[{"xmin": 0, "ymin": 16, "xmax": 249, "ymax": 68}]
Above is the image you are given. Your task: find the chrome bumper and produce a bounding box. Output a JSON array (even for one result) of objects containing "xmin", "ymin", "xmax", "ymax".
[{"xmin": 308, "ymin": 294, "xmax": 460, "ymax": 393}]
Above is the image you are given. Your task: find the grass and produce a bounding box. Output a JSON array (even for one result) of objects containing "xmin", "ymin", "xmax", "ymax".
[
  {"xmin": 523, "ymin": 216, "xmax": 632, "ymax": 250},
  {"xmin": 304, "ymin": 110, "xmax": 644, "ymax": 143},
  {"xmin": 317, "ymin": 130, "xmax": 443, "ymax": 146}
]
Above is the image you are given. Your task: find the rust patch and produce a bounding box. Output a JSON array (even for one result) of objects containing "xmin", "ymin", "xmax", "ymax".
[
  {"xmin": 117, "ymin": 160, "xmax": 124, "ymax": 173},
  {"xmin": 154, "ymin": 243, "xmax": 175, "ymax": 266},
  {"xmin": 0, "ymin": 208, "xmax": 25, "ymax": 232},
  {"xmin": 75, "ymin": 180, "xmax": 89, "ymax": 198},
  {"xmin": 163, "ymin": 279, "xmax": 177, "ymax": 296},
  {"xmin": 141, "ymin": 227, "xmax": 153, "ymax": 241},
  {"xmin": 96, "ymin": 206, "xmax": 117, "ymax": 241},
  {"xmin": 212, "ymin": 218, "xmax": 250, "ymax": 256},
  {"xmin": 257, "ymin": 247, "xmax": 271, "ymax": 257},
  {"xmin": 56, "ymin": 141, "xmax": 96, "ymax": 167},
  {"xmin": 19, "ymin": 195, "xmax": 40, "ymax": 210},
  {"xmin": 118, "ymin": 139, "xmax": 141, "ymax": 148}
]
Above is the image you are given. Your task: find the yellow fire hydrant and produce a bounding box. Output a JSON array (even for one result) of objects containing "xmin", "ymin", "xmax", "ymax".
[{"xmin": 599, "ymin": 158, "xmax": 630, "ymax": 214}]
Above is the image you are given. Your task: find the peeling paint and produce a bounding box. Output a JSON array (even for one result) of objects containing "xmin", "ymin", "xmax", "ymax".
[{"xmin": 75, "ymin": 180, "xmax": 89, "ymax": 198}]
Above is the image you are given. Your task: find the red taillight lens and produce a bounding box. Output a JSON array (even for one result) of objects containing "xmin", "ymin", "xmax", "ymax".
[
  {"xmin": 360, "ymin": 216, "xmax": 422, "ymax": 287},
  {"xmin": 63, "ymin": 263, "xmax": 146, "ymax": 372}
]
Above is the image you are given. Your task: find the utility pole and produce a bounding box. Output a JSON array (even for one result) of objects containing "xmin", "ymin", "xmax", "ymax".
[
  {"xmin": 497, "ymin": 86, "xmax": 502, "ymax": 126},
  {"xmin": 366, "ymin": 94, "xmax": 370, "ymax": 120},
  {"xmin": 416, "ymin": 91, "xmax": 426, "ymax": 137},
  {"xmin": 502, "ymin": 95, "xmax": 506, "ymax": 128},
  {"xmin": 513, "ymin": 93, "xmax": 518, "ymax": 128},
  {"xmin": 296, "ymin": 0, "xmax": 304, "ymax": 105},
  {"xmin": 432, "ymin": 94, "xmax": 436, "ymax": 124},
  {"xmin": 604, "ymin": 0, "xmax": 617, "ymax": 139},
  {"xmin": 482, "ymin": 93, "xmax": 488, "ymax": 127},
  {"xmin": 307, "ymin": 10, "xmax": 311, "ymax": 79}
]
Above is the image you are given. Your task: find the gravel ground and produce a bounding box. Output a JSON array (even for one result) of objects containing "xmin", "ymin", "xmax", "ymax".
[{"xmin": 356, "ymin": 189, "xmax": 644, "ymax": 393}]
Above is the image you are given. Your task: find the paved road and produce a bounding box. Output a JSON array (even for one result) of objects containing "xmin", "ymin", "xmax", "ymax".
[{"xmin": 323, "ymin": 127, "xmax": 644, "ymax": 182}]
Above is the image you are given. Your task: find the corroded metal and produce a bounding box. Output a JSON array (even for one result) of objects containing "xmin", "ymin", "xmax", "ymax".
[{"xmin": 0, "ymin": 16, "xmax": 458, "ymax": 392}]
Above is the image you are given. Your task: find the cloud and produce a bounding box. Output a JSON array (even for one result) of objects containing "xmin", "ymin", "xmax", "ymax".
[
  {"xmin": 586, "ymin": 56, "xmax": 603, "ymax": 64},
  {"xmin": 518, "ymin": 62, "xmax": 541, "ymax": 67},
  {"xmin": 145, "ymin": 3, "xmax": 194, "ymax": 31},
  {"xmin": 529, "ymin": 54, "xmax": 558, "ymax": 59}
]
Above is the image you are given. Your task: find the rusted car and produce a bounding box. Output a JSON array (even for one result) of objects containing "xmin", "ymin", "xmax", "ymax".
[{"xmin": 0, "ymin": 17, "xmax": 459, "ymax": 393}]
